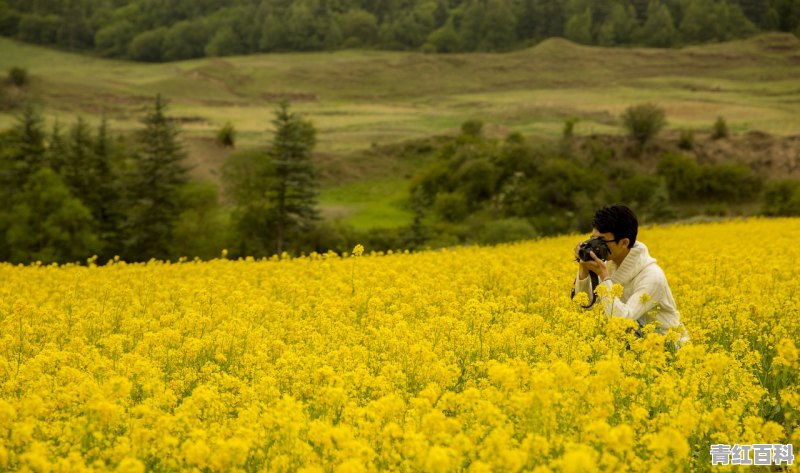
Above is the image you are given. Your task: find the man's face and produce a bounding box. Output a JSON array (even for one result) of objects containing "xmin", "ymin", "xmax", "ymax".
[{"xmin": 591, "ymin": 228, "xmax": 629, "ymax": 262}]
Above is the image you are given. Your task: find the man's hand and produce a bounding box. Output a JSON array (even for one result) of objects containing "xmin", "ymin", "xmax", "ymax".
[{"xmin": 575, "ymin": 242, "xmax": 609, "ymax": 280}]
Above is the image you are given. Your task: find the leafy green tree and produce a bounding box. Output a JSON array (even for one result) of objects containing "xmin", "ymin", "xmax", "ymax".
[
  {"xmin": 338, "ymin": 8, "xmax": 379, "ymax": 47},
  {"xmin": 598, "ymin": 3, "xmax": 638, "ymax": 45},
  {"xmin": 639, "ymin": 0, "xmax": 677, "ymax": 47},
  {"xmin": 171, "ymin": 181, "xmax": 228, "ymax": 259},
  {"xmin": 204, "ymin": 25, "xmax": 247, "ymax": 57},
  {"xmin": 222, "ymin": 148, "xmax": 277, "ymax": 257},
  {"xmin": 621, "ymin": 102, "xmax": 666, "ymax": 150},
  {"xmin": 94, "ymin": 20, "xmax": 136, "ymax": 57},
  {"xmin": 57, "ymin": 0, "xmax": 93, "ymax": 50},
  {"xmin": 128, "ymin": 27, "xmax": 166, "ymax": 62},
  {"xmin": 425, "ymin": 19, "xmax": 461, "ymax": 52},
  {"xmin": 0, "ymin": 3, "xmax": 21, "ymax": 36},
  {"xmin": 124, "ymin": 94, "xmax": 189, "ymax": 260},
  {"xmin": 162, "ymin": 19, "xmax": 211, "ymax": 61},
  {"xmin": 679, "ymin": 0, "xmax": 718, "ymax": 42},
  {"xmin": 565, "ymin": 6, "xmax": 593, "ymax": 44},
  {"xmin": 268, "ymin": 100, "xmax": 320, "ymax": 254},
  {"xmin": 5, "ymin": 167, "xmax": 99, "ymax": 264},
  {"xmin": 480, "ymin": 0, "xmax": 517, "ymax": 51},
  {"xmin": 17, "ymin": 13, "xmax": 60, "ymax": 44}
]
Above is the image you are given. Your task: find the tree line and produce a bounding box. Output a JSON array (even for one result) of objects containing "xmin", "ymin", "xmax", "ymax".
[
  {"xmin": 0, "ymin": 96, "xmax": 325, "ymax": 264},
  {"xmin": 0, "ymin": 0, "xmax": 798, "ymax": 59}
]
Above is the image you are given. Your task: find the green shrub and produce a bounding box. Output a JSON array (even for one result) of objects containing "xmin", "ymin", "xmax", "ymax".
[
  {"xmin": 678, "ymin": 129, "xmax": 694, "ymax": 150},
  {"xmin": 619, "ymin": 174, "xmax": 662, "ymax": 208},
  {"xmin": 657, "ymin": 152, "xmax": 700, "ymax": 201},
  {"xmin": 455, "ymin": 158, "xmax": 498, "ymax": 207},
  {"xmin": 475, "ymin": 218, "xmax": 538, "ymax": 245},
  {"xmin": 762, "ymin": 179, "xmax": 800, "ymax": 216},
  {"xmin": 216, "ymin": 122, "xmax": 236, "ymax": 147},
  {"xmin": 434, "ymin": 191, "xmax": 469, "ymax": 222},
  {"xmin": 8, "ymin": 66, "xmax": 29, "ymax": 87},
  {"xmin": 621, "ymin": 103, "xmax": 666, "ymax": 149},
  {"xmin": 712, "ymin": 116, "xmax": 728, "ymax": 139},
  {"xmin": 460, "ymin": 119, "xmax": 483, "ymax": 138},
  {"xmin": 697, "ymin": 163, "xmax": 761, "ymax": 202},
  {"xmin": 562, "ymin": 117, "xmax": 579, "ymax": 140}
]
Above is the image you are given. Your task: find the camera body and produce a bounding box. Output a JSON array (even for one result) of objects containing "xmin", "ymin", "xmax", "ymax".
[{"xmin": 578, "ymin": 237, "xmax": 611, "ymax": 262}]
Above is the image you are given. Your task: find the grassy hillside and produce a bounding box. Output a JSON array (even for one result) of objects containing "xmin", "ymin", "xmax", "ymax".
[{"xmin": 1, "ymin": 33, "xmax": 799, "ymax": 229}]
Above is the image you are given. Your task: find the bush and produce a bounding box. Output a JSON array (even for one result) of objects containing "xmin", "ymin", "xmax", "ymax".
[
  {"xmin": 454, "ymin": 158, "xmax": 498, "ymax": 207},
  {"xmin": 619, "ymin": 174, "xmax": 662, "ymax": 208},
  {"xmin": 697, "ymin": 162, "xmax": 761, "ymax": 202},
  {"xmin": 216, "ymin": 122, "xmax": 236, "ymax": 147},
  {"xmin": 475, "ymin": 218, "xmax": 538, "ymax": 245},
  {"xmin": 434, "ymin": 191, "xmax": 469, "ymax": 222},
  {"xmin": 562, "ymin": 117, "xmax": 580, "ymax": 140},
  {"xmin": 657, "ymin": 152, "xmax": 700, "ymax": 201},
  {"xmin": 621, "ymin": 103, "xmax": 666, "ymax": 149},
  {"xmin": 762, "ymin": 179, "xmax": 800, "ymax": 216},
  {"xmin": 461, "ymin": 119, "xmax": 484, "ymax": 138},
  {"xmin": 712, "ymin": 116, "xmax": 728, "ymax": 139},
  {"xmin": 678, "ymin": 129, "xmax": 694, "ymax": 150},
  {"xmin": 8, "ymin": 67, "xmax": 28, "ymax": 87}
]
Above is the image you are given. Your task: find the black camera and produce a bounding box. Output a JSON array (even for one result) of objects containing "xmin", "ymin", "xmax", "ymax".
[{"xmin": 577, "ymin": 237, "xmax": 610, "ymax": 262}]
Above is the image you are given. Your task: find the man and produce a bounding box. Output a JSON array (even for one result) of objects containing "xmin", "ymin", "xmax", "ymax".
[{"xmin": 573, "ymin": 204, "xmax": 689, "ymax": 348}]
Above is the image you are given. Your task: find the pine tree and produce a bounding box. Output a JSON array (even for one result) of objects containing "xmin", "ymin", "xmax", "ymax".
[
  {"xmin": 0, "ymin": 103, "xmax": 46, "ymax": 203},
  {"xmin": 268, "ymin": 100, "xmax": 319, "ymax": 255},
  {"xmin": 124, "ymin": 94, "xmax": 189, "ymax": 260}
]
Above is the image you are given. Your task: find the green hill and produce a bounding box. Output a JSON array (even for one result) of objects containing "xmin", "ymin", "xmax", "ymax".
[{"xmin": 1, "ymin": 33, "xmax": 799, "ymax": 229}]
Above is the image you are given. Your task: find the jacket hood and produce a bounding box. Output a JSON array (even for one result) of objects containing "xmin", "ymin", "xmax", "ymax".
[{"xmin": 606, "ymin": 241, "xmax": 657, "ymax": 284}]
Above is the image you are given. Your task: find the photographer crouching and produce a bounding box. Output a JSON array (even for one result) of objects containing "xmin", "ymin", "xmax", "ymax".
[{"xmin": 572, "ymin": 204, "xmax": 690, "ymax": 350}]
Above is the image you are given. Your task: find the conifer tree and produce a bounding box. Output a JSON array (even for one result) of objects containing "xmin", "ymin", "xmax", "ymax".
[
  {"xmin": 268, "ymin": 100, "xmax": 319, "ymax": 255},
  {"xmin": 124, "ymin": 94, "xmax": 189, "ymax": 260}
]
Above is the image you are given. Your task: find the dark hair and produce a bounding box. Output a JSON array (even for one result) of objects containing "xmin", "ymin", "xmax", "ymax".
[{"xmin": 592, "ymin": 204, "xmax": 638, "ymax": 248}]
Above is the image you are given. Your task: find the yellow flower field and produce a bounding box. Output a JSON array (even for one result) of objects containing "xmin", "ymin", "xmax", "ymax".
[{"xmin": 0, "ymin": 217, "xmax": 798, "ymax": 472}]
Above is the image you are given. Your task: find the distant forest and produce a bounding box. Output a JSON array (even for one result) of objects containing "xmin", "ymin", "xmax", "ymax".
[{"xmin": 0, "ymin": 0, "xmax": 799, "ymax": 60}]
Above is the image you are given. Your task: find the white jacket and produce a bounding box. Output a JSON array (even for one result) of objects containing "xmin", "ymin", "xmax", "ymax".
[{"xmin": 574, "ymin": 241, "xmax": 690, "ymax": 346}]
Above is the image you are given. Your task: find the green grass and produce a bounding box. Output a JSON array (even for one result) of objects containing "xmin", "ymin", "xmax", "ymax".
[
  {"xmin": 2, "ymin": 33, "xmax": 799, "ymax": 229},
  {"xmin": 318, "ymin": 178, "xmax": 413, "ymax": 230}
]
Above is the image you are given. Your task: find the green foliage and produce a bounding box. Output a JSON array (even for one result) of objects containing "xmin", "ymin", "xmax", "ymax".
[
  {"xmin": 562, "ymin": 117, "xmax": 580, "ymax": 140},
  {"xmin": 565, "ymin": 7, "xmax": 593, "ymax": 44},
  {"xmin": 658, "ymin": 152, "xmax": 762, "ymax": 202},
  {"xmin": 678, "ymin": 129, "xmax": 694, "ymax": 150},
  {"xmin": 0, "ymin": 103, "xmax": 46, "ymax": 198},
  {"xmin": 0, "ymin": 0, "xmax": 794, "ymax": 58},
  {"xmin": 639, "ymin": 1, "xmax": 677, "ymax": 47},
  {"xmin": 4, "ymin": 167, "xmax": 99, "ymax": 264},
  {"xmin": 621, "ymin": 103, "xmax": 666, "ymax": 149},
  {"xmin": 124, "ymin": 94, "xmax": 189, "ymax": 260},
  {"xmin": 128, "ymin": 28, "xmax": 166, "ymax": 62},
  {"xmin": 434, "ymin": 191, "xmax": 469, "ymax": 222},
  {"xmin": 7, "ymin": 66, "xmax": 28, "ymax": 87},
  {"xmin": 619, "ymin": 174, "xmax": 662, "ymax": 209},
  {"xmin": 222, "ymin": 148, "xmax": 276, "ymax": 257},
  {"xmin": 171, "ymin": 181, "xmax": 228, "ymax": 259},
  {"xmin": 474, "ymin": 217, "xmax": 538, "ymax": 245},
  {"xmin": 460, "ymin": 119, "xmax": 484, "ymax": 138},
  {"xmin": 268, "ymin": 100, "xmax": 320, "ymax": 254},
  {"xmin": 94, "ymin": 21, "xmax": 136, "ymax": 57},
  {"xmin": 762, "ymin": 179, "xmax": 800, "ymax": 216},
  {"xmin": 712, "ymin": 116, "xmax": 729, "ymax": 139},
  {"xmin": 216, "ymin": 122, "xmax": 236, "ymax": 148}
]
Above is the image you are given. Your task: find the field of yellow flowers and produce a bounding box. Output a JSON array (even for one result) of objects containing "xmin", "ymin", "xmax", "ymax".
[{"xmin": 1, "ymin": 217, "xmax": 798, "ymax": 472}]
